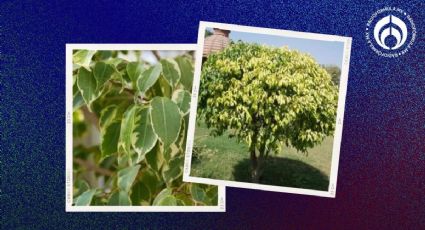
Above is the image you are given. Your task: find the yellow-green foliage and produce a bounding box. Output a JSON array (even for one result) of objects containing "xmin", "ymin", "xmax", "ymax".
[{"xmin": 199, "ymin": 42, "xmax": 338, "ymax": 153}]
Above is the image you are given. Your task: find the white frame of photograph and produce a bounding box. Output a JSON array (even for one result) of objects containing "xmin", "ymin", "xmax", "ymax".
[
  {"xmin": 183, "ymin": 21, "xmax": 352, "ymax": 198},
  {"xmin": 66, "ymin": 44, "xmax": 226, "ymax": 212}
]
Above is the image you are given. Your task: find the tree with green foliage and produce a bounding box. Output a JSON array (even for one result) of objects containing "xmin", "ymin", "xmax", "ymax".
[
  {"xmin": 72, "ymin": 50, "xmax": 217, "ymax": 206},
  {"xmin": 205, "ymin": 29, "xmax": 213, "ymax": 37},
  {"xmin": 198, "ymin": 42, "xmax": 338, "ymax": 183},
  {"xmin": 322, "ymin": 65, "xmax": 341, "ymax": 86}
]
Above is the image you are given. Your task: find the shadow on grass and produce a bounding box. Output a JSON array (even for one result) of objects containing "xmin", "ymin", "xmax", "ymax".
[{"xmin": 233, "ymin": 157, "xmax": 329, "ymax": 191}]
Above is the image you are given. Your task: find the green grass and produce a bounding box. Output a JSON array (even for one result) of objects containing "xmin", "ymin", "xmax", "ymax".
[{"xmin": 190, "ymin": 122, "xmax": 333, "ymax": 191}]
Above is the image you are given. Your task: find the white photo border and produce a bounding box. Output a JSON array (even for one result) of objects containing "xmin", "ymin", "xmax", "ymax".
[
  {"xmin": 183, "ymin": 21, "xmax": 352, "ymax": 198},
  {"xmin": 66, "ymin": 44, "xmax": 226, "ymax": 212}
]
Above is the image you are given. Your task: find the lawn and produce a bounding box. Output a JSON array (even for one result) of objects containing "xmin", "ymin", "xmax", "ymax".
[{"xmin": 190, "ymin": 122, "xmax": 334, "ymax": 191}]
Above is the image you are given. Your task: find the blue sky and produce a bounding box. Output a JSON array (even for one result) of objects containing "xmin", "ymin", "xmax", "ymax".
[{"xmin": 207, "ymin": 28, "xmax": 344, "ymax": 68}]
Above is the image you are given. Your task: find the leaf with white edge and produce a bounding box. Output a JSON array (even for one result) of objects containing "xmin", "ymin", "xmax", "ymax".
[
  {"xmin": 118, "ymin": 106, "xmax": 137, "ymax": 155},
  {"xmin": 175, "ymin": 56, "xmax": 193, "ymax": 90},
  {"xmin": 191, "ymin": 184, "xmax": 207, "ymax": 203},
  {"xmin": 150, "ymin": 97, "xmax": 181, "ymax": 150},
  {"xmin": 73, "ymin": 50, "xmax": 96, "ymax": 68},
  {"xmin": 117, "ymin": 164, "xmax": 141, "ymax": 192},
  {"xmin": 101, "ymin": 120, "xmax": 121, "ymax": 158},
  {"xmin": 77, "ymin": 67, "xmax": 99, "ymax": 105},
  {"xmin": 93, "ymin": 62, "xmax": 114, "ymax": 90},
  {"xmin": 160, "ymin": 59, "xmax": 180, "ymax": 88},
  {"xmin": 172, "ymin": 89, "xmax": 191, "ymax": 115},
  {"xmin": 137, "ymin": 64, "xmax": 162, "ymax": 94},
  {"xmin": 156, "ymin": 195, "xmax": 177, "ymax": 206},
  {"xmin": 106, "ymin": 58, "xmax": 124, "ymax": 67},
  {"xmin": 175, "ymin": 117, "xmax": 187, "ymax": 149},
  {"xmin": 152, "ymin": 188, "xmax": 173, "ymax": 206},
  {"xmin": 132, "ymin": 107, "xmax": 158, "ymax": 161},
  {"xmin": 74, "ymin": 189, "xmax": 96, "ymax": 206},
  {"xmin": 99, "ymin": 105, "xmax": 117, "ymax": 128},
  {"xmin": 175, "ymin": 193, "xmax": 195, "ymax": 206},
  {"xmin": 126, "ymin": 62, "xmax": 144, "ymax": 87},
  {"xmin": 108, "ymin": 190, "xmax": 131, "ymax": 206},
  {"xmin": 162, "ymin": 156, "xmax": 183, "ymax": 186},
  {"xmin": 145, "ymin": 142, "xmax": 164, "ymax": 172}
]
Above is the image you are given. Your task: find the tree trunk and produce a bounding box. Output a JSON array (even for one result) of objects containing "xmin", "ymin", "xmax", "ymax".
[
  {"xmin": 250, "ymin": 148, "xmax": 260, "ymax": 183},
  {"xmin": 250, "ymin": 144, "xmax": 266, "ymax": 183}
]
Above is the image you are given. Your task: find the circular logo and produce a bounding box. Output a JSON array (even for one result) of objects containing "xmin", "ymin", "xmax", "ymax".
[{"xmin": 366, "ymin": 7, "xmax": 416, "ymax": 58}]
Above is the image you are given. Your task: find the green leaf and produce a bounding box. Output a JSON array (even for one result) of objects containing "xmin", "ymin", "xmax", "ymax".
[
  {"xmin": 74, "ymin": 189, "xmax": 96, "ymax": 206},
  {"xmin": 157, "ymin": 76, "xmax": 172, "ymax": 97},
  {"xmin": 175, "ymin": 193, "xmax": 195, "ymax": 206},
  {"xmin": 74, "ymin": 180, "xmax": 90, "ymax": 197},
  {"xmin": 100, "ymin": 120, "xmax": 121, "ymax": 158},
  {"xmin": 172, "ymin": 89, "xmax": 191, "ymax": 115},
  {"xmin": 145, "ymin": 142, "xmax": 164, "ymax": 172},
  {"xmin": 150, "ymin": 97, "xmax": 182, "ymax": 150},
  {"xmin": 160, "ymin": 59, "xmax": 180, "ymax": 88},
  {"xmin": 95, "ymin": 50, "xmax": 112, "ymax": 60},
  {"xmin": 72, "ymin": 90, "xmax": 85, "ymax": 111},
  {"xmin": 108, "ymin": 190, "xmax": 131, "ymax": 206},
  {"xmin": 77, "ymin": 67, "xmax": 98, "ymax": 105},
  {"xmin": 205, "ymin": 186, "xmax": 218, "ymax": 205},
  {"xmin": 152, "ymin": 188, "xmax": 173, "ymax": 206},
  {"xmin": 118, "ymin": 105, "xmax": 138, "ymax": 155},
  {"xmin": 99, "ymin": 105, "xmax": 117, "ymax": 128},
  {"xmin": 137, "ymin": 64, "xmax": 162, "ymax": 94},
  {"xmin": 117, "ymin": 164, "xmax": 141, "ymax": 192},
  {"xmin": 93, "ymin": 62, "xmax": 114, "ymax": 90},
  {"xmin": 156, "ymin": 195, "xmax": 177, "ymax": 206},
  {"xmin": 132, "ymin": 107, "xmax": 157, "ymax": 162},
  {"xmin": 130, "ymin": 182, "xmax": 150, "ymax": 205},
  {"xmin": 191, "ymin": 184, "xmax": 207, "ymax": 203},
  {"xmin": 106, "ymin": 58, "xmax": 124, "ymax": 67},
  {"xmin": 118, "ymin": 153, "xmax": 131, "ymax": 168},
  {"xmin": 162, "ymin": 156, "xmax": 183, "ymax": 186},
  {"xmin": 126, "ymin": 62, "xmax": 144, "ymax": 87},
  {"xmin": 73, "ymin": 50, "xmax": 96, "ymax": 68},
  {"xmin": 175, "ymin": 56, "xmax": 193, "ymax": 90},
  {"xmin": 140, "ymin": 168, "xmax": 160, "ymax": 196},
  {"xmin": 163, "ymin": 147, "xmax": 172, "ymax": 162}
]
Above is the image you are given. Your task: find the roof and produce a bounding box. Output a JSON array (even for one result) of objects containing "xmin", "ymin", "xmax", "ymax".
[{"xmin": 203, "ymin": 29, "xmax": 231, "ymax": 57}]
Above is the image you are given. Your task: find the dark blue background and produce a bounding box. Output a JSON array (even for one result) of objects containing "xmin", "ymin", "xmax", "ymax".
[{"xmin": 1, "ymin": 0, "xmax": 424, "ymax": 229}]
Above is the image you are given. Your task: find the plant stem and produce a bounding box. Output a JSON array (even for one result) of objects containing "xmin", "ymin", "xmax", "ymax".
[
  {"xmin": 81, "ymin": 106, "xmax": 100, "ymax": 129},
  {"xmin": 110, "ymin": 80, "xmax": 135, "ymax": 95}
]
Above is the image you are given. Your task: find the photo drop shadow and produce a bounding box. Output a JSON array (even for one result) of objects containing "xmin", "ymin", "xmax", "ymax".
[{"xmin": 232, "ymin": 157, "xmax": 329, "ymax": 191}]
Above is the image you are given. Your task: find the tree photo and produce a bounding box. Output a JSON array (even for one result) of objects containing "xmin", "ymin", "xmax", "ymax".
[
  {"xmin": 188, "ymin": 26, "xmax": 347, "ymax": 193},
  {"xmin": 71, "ymin": 49, "xmax": 219, "ymax": 207},
  {"xmin": 198, "ymin": 42, "xmax": 338, "ymax": 183}
]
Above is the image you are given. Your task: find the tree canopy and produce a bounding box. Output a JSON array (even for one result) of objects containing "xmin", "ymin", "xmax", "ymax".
[{"xmin": 199, "ymin": 42, "xmax": 338, "ymax": 158}]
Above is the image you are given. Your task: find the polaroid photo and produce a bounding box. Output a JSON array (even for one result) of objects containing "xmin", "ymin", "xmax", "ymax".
[
  {"xmin": 66, "ymin": 44, "xmax": 225, "ymax": 212},
  {"xmin": 183, "ymin": 21, "xmax": 352, "ymax": 198}
]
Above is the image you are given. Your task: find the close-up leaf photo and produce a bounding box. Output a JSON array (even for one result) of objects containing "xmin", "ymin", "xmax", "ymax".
[{"xmin": 69, "ymin": 48, "xmax": 221, "ymax": 208}]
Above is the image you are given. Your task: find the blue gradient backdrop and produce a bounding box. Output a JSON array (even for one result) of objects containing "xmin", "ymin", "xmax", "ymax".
[{"xmin": 1, "ymin": 0, "xmax": 424, "ymax": 229}]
